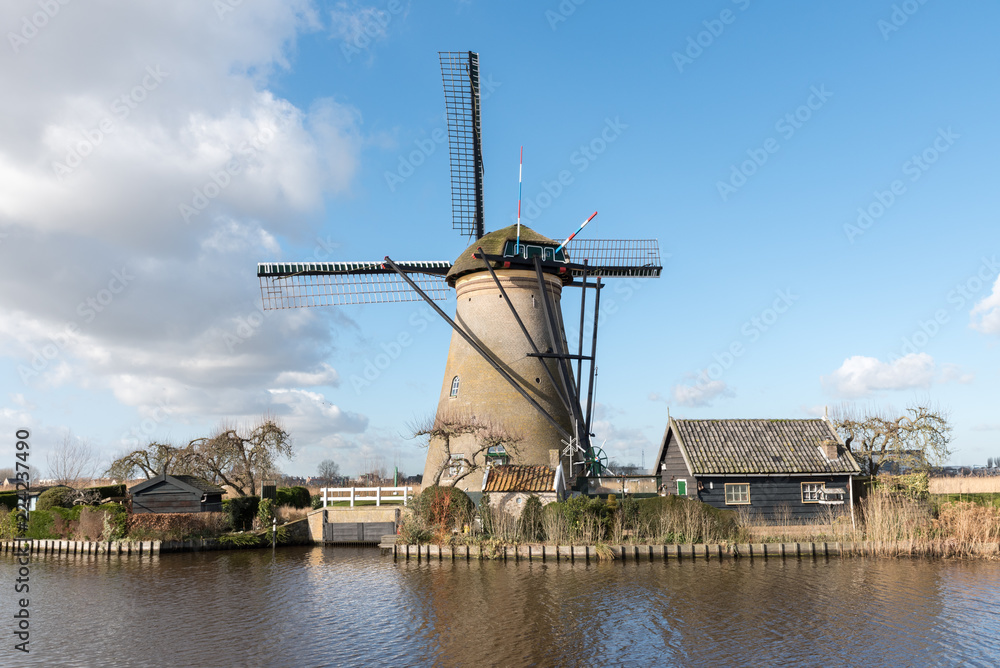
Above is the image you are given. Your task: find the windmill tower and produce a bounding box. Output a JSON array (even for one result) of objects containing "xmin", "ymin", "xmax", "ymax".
[{"xmin": 257, "ymin": 52, "xmax": 662, "ymax": 493}]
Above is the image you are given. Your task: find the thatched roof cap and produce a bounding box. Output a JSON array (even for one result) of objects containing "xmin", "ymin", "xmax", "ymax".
[{"xmin": 446, "ymin": 224, "xmax": 566, "ymax": 286}]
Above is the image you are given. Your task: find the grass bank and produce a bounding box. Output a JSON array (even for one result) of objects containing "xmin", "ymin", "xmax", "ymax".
[{"xmin": 397, "ymin": 485, "xmax": 1000, "ymax": 560}]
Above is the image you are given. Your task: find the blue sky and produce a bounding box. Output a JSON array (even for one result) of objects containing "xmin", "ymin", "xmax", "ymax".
[{"xmin": 1, "ymin": 0, "xmax": 998, "ymax": 480}]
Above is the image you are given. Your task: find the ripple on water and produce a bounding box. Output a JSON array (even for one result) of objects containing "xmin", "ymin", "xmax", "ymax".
[{"xmin": 3, "ymin": 548, "xmax": 999, "ymax": 667}]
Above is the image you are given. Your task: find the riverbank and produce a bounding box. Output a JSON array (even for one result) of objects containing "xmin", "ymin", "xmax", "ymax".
[
  {"xmin": 0, "ymin": 516, "xmax": 312, "ymax": 557},
  {"xmin": 386, "ymin": 539, "xmax": 1000, "ymax": 562}
]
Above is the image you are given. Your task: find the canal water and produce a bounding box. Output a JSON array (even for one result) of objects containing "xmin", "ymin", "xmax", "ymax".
[{"xmin": 3, "ymin": 546, "xmax": 1000, "ymax": 667}]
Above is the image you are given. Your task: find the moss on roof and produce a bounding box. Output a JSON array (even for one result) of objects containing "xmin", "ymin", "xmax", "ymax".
[{"xmin": 446, "ymin": 224, "xmax": 565, "ymax": 286}]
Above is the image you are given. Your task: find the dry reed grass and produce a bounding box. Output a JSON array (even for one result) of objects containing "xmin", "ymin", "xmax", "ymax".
[{"xmin": 735, "ymin": 491, "xmax": 1000, "ymax": 558}]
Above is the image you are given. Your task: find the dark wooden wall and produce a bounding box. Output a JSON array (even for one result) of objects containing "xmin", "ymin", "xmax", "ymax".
[
  {"xmin": 132, "ymin": 481, "xmax": 210, "ymax": 514},
  {"xmin": 696, "ymin": 475, "xmax": 852, "ymax": 521},
  {"xmin": 658, "ymin": 432, "xmax": 693, "ymax": 496}
]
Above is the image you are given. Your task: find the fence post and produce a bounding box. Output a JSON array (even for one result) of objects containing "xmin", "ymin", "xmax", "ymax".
[
  {"xmin": 376, "ymin": 487, "xmax": 382, "ymax": 506},
  {"xmin": 322, "ymin": 487, "xmax": 328, "ymax": 508},
  {"xmin": 350, "ymin": 487, "xmax": 355, "ymax": 508}
]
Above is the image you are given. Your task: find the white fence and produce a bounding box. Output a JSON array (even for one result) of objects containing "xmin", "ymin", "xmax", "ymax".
[{"xmin": 320, "ymin": 486, "xmax": 413, "ymax": 508}]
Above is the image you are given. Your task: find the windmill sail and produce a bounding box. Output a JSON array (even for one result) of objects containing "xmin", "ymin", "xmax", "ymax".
[
  {"xmin": 563, "ymin": 239, "xmax": 663, "ymax": 278},
  {"xmin": 440, "ymin": 51, "xmax": 485, "ymax": 240},
  {"xmin": 257, "ymin": 261, "xmax": 451, "ymax": 309}
]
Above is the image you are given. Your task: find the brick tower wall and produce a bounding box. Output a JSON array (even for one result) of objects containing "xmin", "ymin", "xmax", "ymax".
[{"xmin": 421, "ymin": 269, "xmax": 575, "ymax": 492}]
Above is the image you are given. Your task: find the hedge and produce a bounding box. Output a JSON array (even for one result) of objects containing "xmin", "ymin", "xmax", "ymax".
[
  {"xmin": 36, "ymin": 486, "xmax": 74, "ymax": 511},
  {"xmin": 276, "ymin": 486, "xmax": 311, "ymax": 509},
  {"xmin": 84, "ymin": 483, "xmax": 127, "ymax": 498},
  {"xmin": 223, "ymin": 496, "xmax": 260, "ymax": 531},
  {"xmin": 0, "ymin": 491, "xmax": 19, "ymax": 511}
]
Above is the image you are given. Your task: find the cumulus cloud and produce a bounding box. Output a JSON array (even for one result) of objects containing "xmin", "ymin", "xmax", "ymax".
[
  {"xmin": 668, "ymin": 377, "xmax": 734, "ymax": 407},
  {"xmin": 970, "ymin": 274, "xmax": 1000, "ymax": 335},
  {"xmin": 821, "ymin": 353, "xmax": 970, "ymax": 398},
  {"xmin": 0, "ymin": 2, "xmax": 373, "ymax": 468}
]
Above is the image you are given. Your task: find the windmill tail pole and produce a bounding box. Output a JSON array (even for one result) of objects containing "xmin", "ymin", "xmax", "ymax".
[
  {"xmin": 555, "ymin": 211, "xmax": 598, "ymax": 255},
  {"xmin": 516, "ymin": 145, "xmax": 523, "ymax": 254}
]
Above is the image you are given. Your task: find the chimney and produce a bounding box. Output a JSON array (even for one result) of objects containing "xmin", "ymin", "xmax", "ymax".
[{"xmin": 820, "ymin": 439, "xmax": 839, "ymax": 461}]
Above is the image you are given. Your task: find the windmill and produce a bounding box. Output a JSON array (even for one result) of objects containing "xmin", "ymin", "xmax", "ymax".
[{"xmin": 257, "ymin": 52, "xmax": 662, "ymax": 493}]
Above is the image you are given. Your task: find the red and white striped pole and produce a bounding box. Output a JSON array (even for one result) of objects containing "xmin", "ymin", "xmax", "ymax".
[{"xmin": 555, "ymin": 211, "xmax": 598, "ymax": 255}]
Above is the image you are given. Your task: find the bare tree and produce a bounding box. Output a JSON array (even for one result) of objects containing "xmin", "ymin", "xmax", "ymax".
[
  {"xmin": 47, "ymin": 433, "xmax": 97, "ymax": 486},
  {"xmin": 832, "ymin": 402, "xmax": 952, "ymax": 476},
  {"xmin": 104, "ymin": 416, "xmax": 293, "ymax": 496},
  {"xmin": 358, "ymin": 455, "xmax": 387, "ymax": 486},
  {"xmin": 105, "ymin": 442, "xmax": 197, "ymax": 481},
  {"xmin": 411, "ymin": 411, "xmax": 522, "ymax": 487},
  {"xmin": 317, "ymin": 459, "xmax": 341, "ymax": 485},
  {"xmin": 185, "ymin": 417, "xmax": 293, "ymax": 496},
  {"xmin": 0, "ymin": 467, "xmax": 15, "ymax": 482}
]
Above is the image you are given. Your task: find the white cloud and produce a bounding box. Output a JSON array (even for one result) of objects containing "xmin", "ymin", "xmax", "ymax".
[
  {"xmin": 0, "ymin": 3, "xmax": 373, "ymax": 471},
  {"xmin": 329, "ymin": 2, "xmax": 399, "ymax": 50},
  {"xmin": 274, "ymin": 364, "xmax": 341, "ymax": 388},
  {"xmin": 940, "ymin": 363, "xmax": 974, "ymax": 385},
  {"xmin": 970, "ymin": 274, "xmax": 1000, "ymax": 335},
  {"xmin": 589, "ymin": 403, "xmax": 656, "ymax": 470},
  {"xmin": 670, "ymin": 378, "xmax": 733, "ymax": 407},
  {"xmin": 822, "ymin": 353, "xmax": 945, "ymax": 398}
]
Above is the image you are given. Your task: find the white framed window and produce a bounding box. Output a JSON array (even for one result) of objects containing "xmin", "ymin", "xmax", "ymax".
[
  {"xmin": 724, "ymin": 483, "xmax": 750, "ymax": 505},
  {"xmin": 450, "ymin": 376, "xmax": 460, "ymax": 397},
  {"xmin": 801, "ymin": 482, "xmax": 823, "ymax": 503},
  {"xmin": 447, "ymin": 454, "xmax": 466, "ymax": 478}
]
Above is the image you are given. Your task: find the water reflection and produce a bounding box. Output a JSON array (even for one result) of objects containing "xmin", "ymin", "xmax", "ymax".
[{"xmin": 3, "ymin": 548, "xmax": 998, "ymax": 667}]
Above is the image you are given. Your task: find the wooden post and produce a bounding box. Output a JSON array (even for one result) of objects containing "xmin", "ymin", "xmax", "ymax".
[
  {"xmin": 350, "ymin": 487, "xmax": 355, "ymax": 508},
  {"xmin": 376, "ymin": 487, "xmax": 381, "ymax": 507}
]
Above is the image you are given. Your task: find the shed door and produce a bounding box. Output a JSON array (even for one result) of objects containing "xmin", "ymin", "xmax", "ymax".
[{"xmin": 677, "ymin": 479, "xmax": 687, "ymax": 496}]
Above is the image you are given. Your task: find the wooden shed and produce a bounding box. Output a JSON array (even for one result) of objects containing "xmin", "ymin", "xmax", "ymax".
[
  {"xmin": 654, "ymin": 418, "xmax": 860, "ymax": 521},
  {"xmin": 129, "ymin": 473, "xmax": 225, "ymax": 514}
]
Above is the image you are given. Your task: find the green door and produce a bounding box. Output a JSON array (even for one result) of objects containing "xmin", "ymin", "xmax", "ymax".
[{"xmin": 677, "ymin": 480, "xmax": 687, "ymax": 496}]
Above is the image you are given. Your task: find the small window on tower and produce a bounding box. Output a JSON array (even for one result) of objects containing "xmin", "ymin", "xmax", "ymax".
[{"xmin": 450, "ymin": 376, "xmax": 460, "ymax": 397}]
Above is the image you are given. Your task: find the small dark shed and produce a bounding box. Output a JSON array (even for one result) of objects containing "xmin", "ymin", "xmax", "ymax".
[
  {"xmin": 654, "ymin": 417, "xmax": 860, "ymax": 521},
  {"xmin": 129, "ymin": 473, "xmax": 225, "ymax": 514}
]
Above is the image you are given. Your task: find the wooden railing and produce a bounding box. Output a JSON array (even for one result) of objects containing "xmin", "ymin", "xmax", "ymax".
[{"xmin": 320, "ymin": 486, "xmax": 413, "ymax": 508}]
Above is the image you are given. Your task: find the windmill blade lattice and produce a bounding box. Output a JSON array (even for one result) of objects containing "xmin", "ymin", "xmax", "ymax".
[
  {"xmin": 563, "ymin": 239, "xmax": 663, "ymax": 278},
  {"xmin": 257, "ymin": 261, "xmax": 451, "ymax": 309},
  {"xmin": 440, "ymin": 51, "xmax": 485, "ymax": 240}
]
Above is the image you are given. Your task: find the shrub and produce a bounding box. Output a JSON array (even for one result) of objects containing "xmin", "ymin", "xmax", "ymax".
[
  {"xmin": 635, "ymin": 495, "xmax": 739, "ymax": 544},
  {"xmin": 0, "ymin": 509, "xmax": 22, "ymax": 539},
  {"xmin": 518, "ymin": 495, "xmax": 544, "ymax": 542},
  {"xmin": 288, "ymin": 486, "xmax": 311, "ymax": 509},
  {"xmin": 416, "ymin": 485, "xmax": 474, "ymax": 534},
  {"xmin": 218, "ymin": 532, "xmax": 262, "ymax": 547},
  {"xmin": 257, "ymin": 498, "xmax": 275, "ymax": 527},
  {"xmin": 274, "ymin": 486, "xmax": 310, "ymax": 509},
  {"xmin": 0, "ymin": 492, "xmax": 19, "ymax": 510},
  {"xmin": 223, "ymin": 496, "xmax": 259, "ymax": 531},
  {"xmin": 26, "ymin": 510, "xmax": 57, "ymax": 539},
  {"xmin": 36, "ymin": 486, "xmax": 73, "ymax": 511},
  {"xmin": 545, "ymin": 495, "xmax": 614, "ymax": 543},
  {"xmin": 398, "ymin": 510, "xmax": 432, "ymax": 544},
  {"xmin": 76, "ymin": 504, "xmax": 128, "ymax": 541},
  {"xmin": 126, "ymin": 512, "xmax": 228, "ymax": 541},
  {"xmin": 310, "ymin": 495, "xmax": 323, "ymax": 510}
]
